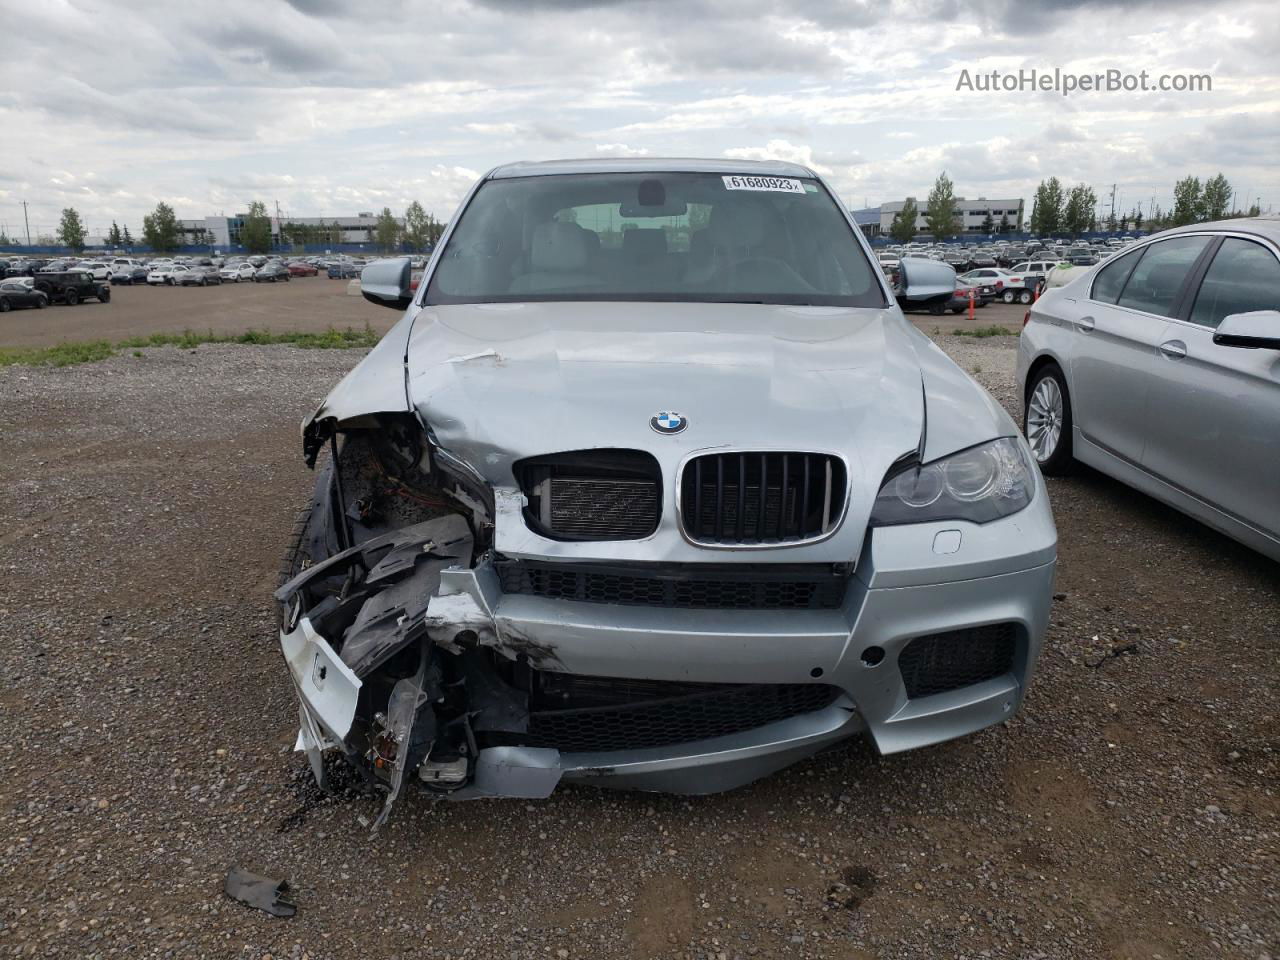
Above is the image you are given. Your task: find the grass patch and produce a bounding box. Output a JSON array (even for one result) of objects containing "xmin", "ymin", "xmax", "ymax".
[
  {"xmin": 3, "ymin": 324, "xmax": 381, "ymax": 369},
  {"xmin": 0, "ymin": 340, "xmax": 117, "ymax": 367},
  {"xmin": 952, "ymin": 324, "xmax": 1016, "ymax": 338}
]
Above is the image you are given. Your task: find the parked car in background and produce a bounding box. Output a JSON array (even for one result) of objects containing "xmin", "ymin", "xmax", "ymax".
[
  {"xmin": 326, "ymin": 260, "xmax": 360, "ymax": 279},
  {"xmin": 220, "ymin": 262, "xmax": 256, "ymax": 282},
  {"xmin": 1018, "ymin": 218, "xmax": 1280, "ymax": 561},
  {"xmin": 960, "ymin": 268, "xmax": 1034, "ymax": 304},
  {"xmin": 111, "ymin": 265, "xmax": 149, "ymax": 285},
  {"xmin": 1010, "ymin": 260, "xmax": 1059, "ymax": 283},
  {"xmin": 77, "ymin": 261, "xmax": 112, "ymax": 281},
  {"xmin": 32, "ymin": 271, "xmax": 111, "ymax": 304},
  {"xmin": 0, "ymin": 277, "xmax": 49, "ymax": 311},
  {"xmin": 147, "ymin": 264, "xmax": 189, "ymax": 285},
  {"xmin": 253, "ymin": 261, "xmax": 290, "ymax": 282},
  {"xmin": 178, "ymin": 265, "xmax": 223, "ymax": 286},
  {"xmin": 287, "ymin": 261, "xmax": 319, "ymax": 277}
]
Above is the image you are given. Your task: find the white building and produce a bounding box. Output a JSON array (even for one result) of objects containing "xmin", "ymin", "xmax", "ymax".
[
  {"xmin": 879, "ymin": 197, "xmax": 1024, "ymax": 235},
  {"xmin": 177, "ymin": 213, "xmax": 395, "ymax": 248}
]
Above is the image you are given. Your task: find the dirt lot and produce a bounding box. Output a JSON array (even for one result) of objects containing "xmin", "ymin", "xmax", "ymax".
[
  {"xmin": 0, "ymin": 319, "xmax": 1275, "ymax": 959},
  {"xmin": 0, "ymin": 277, "xmax": 394, "ymax": 348}
]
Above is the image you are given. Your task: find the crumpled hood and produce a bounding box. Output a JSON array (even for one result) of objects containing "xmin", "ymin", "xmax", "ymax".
[{"xmin": 404, "ymin": 301, "xmax": 935, "ymax": 563}]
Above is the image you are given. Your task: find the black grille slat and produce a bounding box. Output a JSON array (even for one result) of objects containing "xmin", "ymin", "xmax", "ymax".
[
  {"xmin": 495, "ymin": 560, "xmax": 848, "ymax": 610},
  {"xmin": 898, "ymin": 624, "xmax": 1017, "ymax": 699},
  {"xmin": 521, "ymin": 679, "xmax": 840, "ymax": 752},
  {"xmin": 681, "ymin": 452, "xmax": 845, "ymax": 545}
]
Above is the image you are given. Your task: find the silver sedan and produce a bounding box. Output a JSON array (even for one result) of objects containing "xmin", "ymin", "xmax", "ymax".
[{"xmin": 1018, "ymin": 218, "xmax": 1280, "ymax": 561}]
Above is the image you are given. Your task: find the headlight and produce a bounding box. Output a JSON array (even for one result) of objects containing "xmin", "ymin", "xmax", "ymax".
[{"xmin": 869, "ymin": 438, "xmax": 1035, "ymax": 526}]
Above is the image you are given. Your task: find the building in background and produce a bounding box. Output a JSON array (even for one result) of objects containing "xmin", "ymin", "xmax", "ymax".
[
  {"xmin": 848, "ymin": 207, "xmax": 881, "ymax": 238},
  {"xmin": 177, "ymin": 213, "xmax": 395, "ymax": 248},
  {"xmin": 878, "ymin": 197, "xmax": 1024, "ymax": 235}
]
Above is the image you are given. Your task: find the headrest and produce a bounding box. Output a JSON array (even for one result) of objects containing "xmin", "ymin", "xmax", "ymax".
[
  {"xmin": 622, "ymin": 228, "xmax": 667, "ymax": 261},
  {"xmin": 530, "ymin": 221, "xmax": 591, "ymax": 272}
]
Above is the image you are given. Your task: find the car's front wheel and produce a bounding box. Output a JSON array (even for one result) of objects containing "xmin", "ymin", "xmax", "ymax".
[
  {"xmin": 65, "ymin": 288, "xmax": 80, "ymax": 305},
  {"xmin": 1024, "ymin": 363, "xmax": 1074, "ymax": 475},
  {"xmin": 1002, "ymin": 289, "xmax": 1015, "ymax": 303},
  {"xmin": 0, "ymin": 298, "xmax": 10, "ymax": 313}
]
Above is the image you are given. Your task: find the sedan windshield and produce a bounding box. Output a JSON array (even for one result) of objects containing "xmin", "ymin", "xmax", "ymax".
[{"xmin": 426, "ymin": 172, "xmax": 884, "ymax": 307}]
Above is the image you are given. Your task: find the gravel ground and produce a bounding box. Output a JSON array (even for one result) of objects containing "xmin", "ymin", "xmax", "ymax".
[{"xmin": 0, "ymin": 335, "xmax": 1276, "ymax": 960}]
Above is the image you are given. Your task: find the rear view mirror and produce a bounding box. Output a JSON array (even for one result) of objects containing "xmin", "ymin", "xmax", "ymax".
[
  {"xmin": 1213, "ymin": 310, "xmax": 1280, "ymax": 350},
  {"xmin": 896, "ymin": 257, "xmax": 956, "ymax": 301},
  {"xmin": 361, "ymin": 257, "xmax": 413, "ymax": 310}
]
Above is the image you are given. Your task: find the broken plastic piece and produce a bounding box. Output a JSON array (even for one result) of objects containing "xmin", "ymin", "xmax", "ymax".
[{"xmin": 224, "ymin": 866, "xmax": 297, "ymax": 918}]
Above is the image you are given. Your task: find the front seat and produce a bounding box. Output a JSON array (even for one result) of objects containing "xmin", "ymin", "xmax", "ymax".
[{"xmin": 508, "ymin": 221, "xmax": 600, "ymax": 294}]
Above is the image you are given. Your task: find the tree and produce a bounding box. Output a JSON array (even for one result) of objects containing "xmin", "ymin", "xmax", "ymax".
[
  {"xmin": 1247, "ymin": 201, "xmax": 1261, "ymax": 217},
  {"xmin": 142, "ymin": 202, "xmax": 179, "ymax": 253},
  {"xmin": 122, "ymin": 225, "xmax": 133, "ymax": 249},
  {"xmin": 924, "ymin": 172, "xmax": 961, "ymax": 239},
  {"xmin": 374, "ymin": 207, "xmax": 400, "ymax": 251},
  {"xmin": 888, "ymin": 199, "xmax": 918, "ymax": 244},
  {"xmin": 1171, "ymin": 176, "xmax": 1201, "ymax": 226},
  {"xmin": 402, "ymin": 201, "xmax": 432, "ymax": 251},
  {"xmin": 107, "ymin": 221, "xmax": 123, "ymax": 247},
  {"xmin": 1132, "ymin": 209, "xmax": 1143, "ymax": 231},
  {"xmin": 1063, "ymin": 184, "xmax": 1098, "ymax": 237},
  {"xmin": 998, "ymin": 213, "xmax": 1010, "ymax": 234},
  {"xmin": 0, "ymin": 230, "xmax": 8, "ymax": 245},
  {"xmin": 1105, "ymin": 211, "xmax": 1118, "ymax": 232},
  {"xmin": 58, "ymin": 207, "xmax": 87, "ymax": 252},
  {"xmin": 980, "ymin": 213, "xmax": 994, "ymax": 234},
  {"xmin": 1030, "ymin": 178, "xmax": 1065, "ymax": 235},
  {"xmin": 241, "ymin": 201, "xmax": 273, "ymax": 253},
  {"xmin": 1200, "ymin": 173, "xmax": 1232, "ymax": 221}
]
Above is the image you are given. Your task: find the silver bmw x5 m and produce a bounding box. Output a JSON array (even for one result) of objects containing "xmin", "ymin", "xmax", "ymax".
[{"xmin": 276, "ymin": 158, "xmax": 1057, "ymax": 825}]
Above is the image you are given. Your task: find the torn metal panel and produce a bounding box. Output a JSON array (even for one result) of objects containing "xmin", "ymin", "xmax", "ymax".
[
  {"xmin": 371, "ymin": 653, "xmax": 436, "ymax": 831},
  {"xmin": 224, "ymin": 866, "xmax": 297, "ymax": 918}
]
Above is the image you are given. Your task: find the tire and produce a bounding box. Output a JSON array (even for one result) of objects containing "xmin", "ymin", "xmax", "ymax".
[
  {"xmin": 1024, "ymin": 363, "xmax": 1074, "ymax": 476},
  {"xmin": 951, "ymin": 307, "xmax": 964, "ymax": 314},
  {"xmin": 0, "ymin": 298, "xmax": 10, "ymax": 312},
  {"xmin": 35, "ymin": 296, "xmax": 47, "ymax": 309},
  {"xmin": 98, "ymin": 287, "xmax": 110, "ymax": 303},
  {"xmin": 65, "ymin": 288, "xmax": 80, "ymax": 305},
  {"xmin": 1001, "ymin": 289, "xmax": 1015, "ymax": 304},
  {"xmin": 928, "ymin": 303, "xmax": 945, "ymax": 316},
  {"xmin": 1018, "ymin": 289, "xmax": 1033, "ymax": 304},
  {"xmin": 199, "ymin": 277, "xmax": 206, "ymax": 286}
]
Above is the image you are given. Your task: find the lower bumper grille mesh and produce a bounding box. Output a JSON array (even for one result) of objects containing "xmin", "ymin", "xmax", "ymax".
[
  {"xmin": 897, "ymin": 623, "xmax": 1017, "ymax": 699},
  {"xmin": 495, "ymin": 560, "xmax": 848, "ymax": 610},
  {"xmin": 522, "ymin": 680, "xmax": 840, "ymax": 752}
]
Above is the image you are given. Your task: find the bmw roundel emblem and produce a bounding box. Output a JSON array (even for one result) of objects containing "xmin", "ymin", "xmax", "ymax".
[{"xmin": 650, "ymin": 411, "xmax": 687, "ymax": 435}]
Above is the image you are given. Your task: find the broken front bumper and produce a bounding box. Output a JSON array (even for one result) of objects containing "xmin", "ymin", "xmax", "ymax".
[{"xmin": 279, "ymin": 503, "xmax": 1056, "ymax": 800}]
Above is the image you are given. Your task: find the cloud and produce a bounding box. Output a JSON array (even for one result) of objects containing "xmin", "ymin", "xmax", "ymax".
[
  {"xmin": 1, "ymin": 0, "xmax": 1277, "ymax": 234},
  {"xmin": 594, "ymin": 143, "xmax": 651, "ymax": 157}
]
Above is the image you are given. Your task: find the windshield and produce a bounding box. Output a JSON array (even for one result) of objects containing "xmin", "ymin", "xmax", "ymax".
[{"xmin": 425, "ymin": 172, "xmax": 884, "ymax": 307}]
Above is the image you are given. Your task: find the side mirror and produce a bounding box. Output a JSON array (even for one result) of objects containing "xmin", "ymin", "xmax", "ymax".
[
  {"xmin": 360, "ymin": 256, "xmax": 413, "ymax": 310},
  {"xmin": 1213, "ymin": 310, "xmax": 1280, "ymax": 350},
  {"xmin": 896, "ymin": 257, "xmax": 957, "ymax": 301}
]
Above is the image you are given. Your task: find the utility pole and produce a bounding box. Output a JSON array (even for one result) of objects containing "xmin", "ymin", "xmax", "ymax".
[
  {"xmin": 22, "ymin": 200, "xmax": 31, "ymax": 246},
  {"xmin": 1109, "ymin": 183, "xmax": 1116, "ymax": 225}
]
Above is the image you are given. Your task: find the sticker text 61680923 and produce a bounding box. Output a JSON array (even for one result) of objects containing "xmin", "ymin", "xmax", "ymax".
[{"xmin": 721, "ymin": 175, "xmax": 806, "ymax": 194}]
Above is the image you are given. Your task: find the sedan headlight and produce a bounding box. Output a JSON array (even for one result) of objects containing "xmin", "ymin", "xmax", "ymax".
[{"xmin": 870, "ymin": 437, "xmax": 1035, "ymax": 526}]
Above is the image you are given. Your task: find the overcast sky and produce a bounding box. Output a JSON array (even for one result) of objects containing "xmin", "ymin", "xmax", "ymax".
[{"xmin": 1, "ymin": 0, "xmax": 1277, "ymax": 238}]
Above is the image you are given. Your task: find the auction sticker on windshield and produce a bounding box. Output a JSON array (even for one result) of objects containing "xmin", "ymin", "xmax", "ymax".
[{"xmin": 722, "ymin": 175, "xmax": 806, "ymax": 193}]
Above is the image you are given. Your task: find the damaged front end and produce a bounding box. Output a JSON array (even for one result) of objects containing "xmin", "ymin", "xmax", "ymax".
[{"xmin": 278, "ymin": 414, "xmax": 572, "ymax": 827}]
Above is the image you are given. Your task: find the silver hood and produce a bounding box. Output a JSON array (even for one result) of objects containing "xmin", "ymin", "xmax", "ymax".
[{"xmin": 404, "ymin": 301, "xmax": 937, "ymax": 564}]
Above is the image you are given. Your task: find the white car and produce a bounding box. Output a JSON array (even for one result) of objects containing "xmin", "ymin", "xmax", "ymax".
[
  {"xmin": 220, "ymin": 263, "xmax": 256, "ymax": 282},
  {"xmin": 147, "ymin": 264, "xmax": 189, "ymax": 285},
  {"xmin": 960, "ymin": 267, "xmax": 1034, "ymax": 304},
  {"xmin": 72, "ymin": 261, "xmax": 112, "ymax": 281}
]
